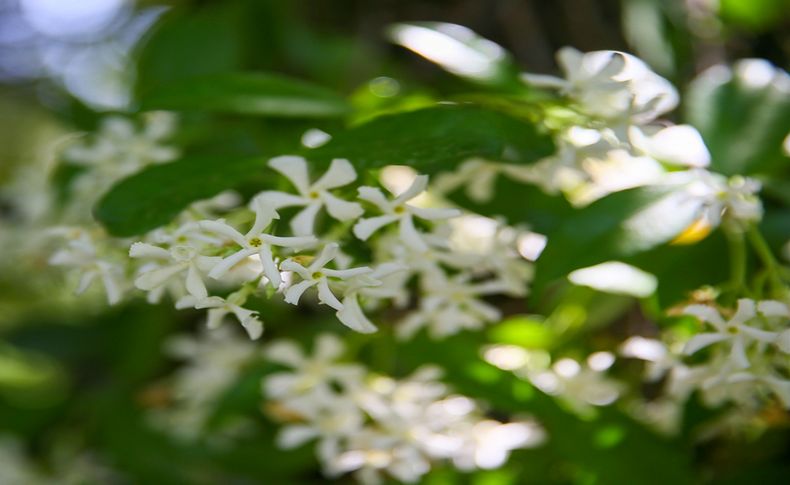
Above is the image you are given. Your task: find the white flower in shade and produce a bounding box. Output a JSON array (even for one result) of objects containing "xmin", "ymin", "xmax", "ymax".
[
  {"xmin": 263, "ymin": 334, "xmax": 364, "ymax": 404},
  {"xmin": 332, "ymin": 429, "xmax": 431, "ymax": 485},
  {"xmin": 177, "ymin": 294, "xmax": 263, "ymax": 340},
  {"xmin": 683, "ymin": 299, "xmax": 781, "ymax": 369},
  {"xmin": 675, "ymin": 170, "xmax": 763, "ymax": 227},
  {"xmin": 629, "ymin": 124, "xmax": 711, "ymax": 168},
  {"xmin": 280, "ymin": 243, "xmax": 373, "ymax": 317},
  {"xmin": 258, "ymin": 156, "xmax": 364, "ymax": 236},
  {"xmin": 526, "ymin": 357, "xmax": 622, "ymax": 413},
  {"xmin": 48, "ymin": 227, "xmax": 126, "ymax": 305},
  {"xmin": 199, "ymin": 198, "xmax": 316, "ymax": 288},
  {"xmin": 397, "ymin": 274, "xmax": 503, "ymax": 339},
  {"xmin": 522, "ymin": 47, "xmax": 678, "ymax": 123},
  {"xmin": 129, "ymin": 242, "xmax": 221, "ymax": 300},
  {"xmin": 276, "ymin": 395, "xmax": 365, "ymax": 457},
  {"xmin": 353, "ymin": 175, "xmax": 461, "ymax": 251},
  {"xmin": 432, "ymin": 158, "xmax": 535, "ymax": 203}
]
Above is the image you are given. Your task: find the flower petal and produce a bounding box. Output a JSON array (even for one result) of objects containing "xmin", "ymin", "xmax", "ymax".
[
  {"xmin": 317, "ymin": 278, "xmax": 343, "ymax": 311},
  {"xmin": 731, "ymin": 299, "xmax": 757, "ymax": 326},
  {"xmin": 265, "ymin": 341, "xmax": 304, "ymax": 366},
  {"xmin": 284, "ymin": 280, "xmax": 317, "ymax": 305},
  {"xmin": 269, "ymin": 155, "xmax": 311, "ymax": 194},
  {"xmin": 135, "ymin": 263, "xmax": 185, "ymax": 290},
  {"xmin": 312, "ymin": 158, "xmax": 357, "ymax": 191},
  {"xmin": 683, "ymin": 332, "xmax": 728, "ymax": 355},
  {"xmin": 409, "ymin": 206, "xmax": 462, "ymax": 221},
  {"xmin": 758, "ymin": 300, "xmax": 790, "ymax": 318},
  {"xmin": 290, "ymin": 202, "xmax": 322, "ymax": 236},
  {"xmin": 321, "ymin": 192, "xmax": 364, "ymax": 221},
  {"xmin": 730, "ymin": 337, "xmax": 750, "ymax": 369},
  {"xmin": 336, "ymin": 295, "xmax": 378, "ymax": 333},
  {"xmin": 199, "ymin": 220, "xmax": 247, "ymax": 247},
  {"xmin": 315, "ymin": 333, "xmax": 344, "ymax": 360},
  {"xmin": 208, "ymin": 248, "xmax": 257, "ymax": 279},
  {"xmin": 311, "ymin": 243, "xmax": 339, "ymax": 271},
  {"xmin": 259, "ymin": 244, "xmax": 282, "ymax": 288},
  {"xmin": 255, "ymin": 191, "xmax": 308, "ymax": 209},
  {"xmin": 129, "ymin": 242, "xmax": 170, "ymax": 259},
  {"xmin": 352, "ymin": 215, "xmax": 399, "ymax": 241},
  {"xmin": 394, "ymin": 174, "xmax": 429, "ymax": 204},
  {"xmin": 277, "ymin": 425, "xmax": 319, "ymax": 449},
  {"xmin": 399, "ymin": 215, "xmax": 428, "ymax": 251},
  {"xmin": 185, "ymin": 263, "xmax": 208, "ymax": 299},
  {"xmin": 357, "ymin": 186, "xmax": 392, "ymax": 212},
  {"xmin": 683, "ymin": 304, "xmax": 726, "ymax": 329}
]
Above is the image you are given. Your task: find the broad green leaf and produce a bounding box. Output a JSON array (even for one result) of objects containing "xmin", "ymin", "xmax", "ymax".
[
  {"xmin": 387, "ymin": 22, "xmax": 522, "ymax": 90},
  {"xmin": 309, "ymin": 104, "xmax": 555, "ymax": 171},
  {"xmin": 139, "ymin": 72, "xmax": 351, "ymax": 118},
  {"xmin": 533, "ymin": 185, "xmax": 703, "ymax": 291},
  {"xmin": 685, "ymin": 59, "xmax": 790, "ymax": 176},
  {"xmin": 95, "ymin": 156, "xmax": 268, "ymax": 237}
]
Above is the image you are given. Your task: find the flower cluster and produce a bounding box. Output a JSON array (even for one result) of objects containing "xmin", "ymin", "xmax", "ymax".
[
  {"xmin": 263, "ymin": 334, "xmax": 544, "ymax": 484},
  {"xmin": 621, "ymin": 299, "xmax": 790, "ymax": 431},
  {"xmin": 128, "ymin": 157, "xmax": 533, "ymax": 340},
  {"xmin": 146, "ymin": 326, "xmax": 260, "ymax": 443}
]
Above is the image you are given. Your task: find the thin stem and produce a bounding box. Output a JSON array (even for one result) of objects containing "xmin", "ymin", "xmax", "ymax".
[
  {"xmin": 746, "ymin": 226, "xmax": 786, "ymax": 297},
  {"xmin": 724, "ymin": 228, "xmax": 747, "ymax": 298}
]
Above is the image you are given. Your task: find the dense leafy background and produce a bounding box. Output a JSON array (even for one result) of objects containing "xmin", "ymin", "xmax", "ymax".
[{"xmin": 1, "ymin": 0, "xmax": 789, "ymax": 484}]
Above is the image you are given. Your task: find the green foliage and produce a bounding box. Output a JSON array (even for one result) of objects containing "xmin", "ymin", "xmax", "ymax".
[
  {"xmin": 140, "ymin": 72, "xmax": 351, "ymax": 118},
  {"xmin": 309, "ymin": 104, "xmax": 555, "ymax": 170},
  {"xmin": 685, "ymin": 63, "xmax": 790, "ymax": 176},
  {"xmin": 95, "ymin": 156, "xmax": 269, "ymax": 237},
  {"xmin": 533, "ymin": 185, "xmax": 703, "ymax": 292}
]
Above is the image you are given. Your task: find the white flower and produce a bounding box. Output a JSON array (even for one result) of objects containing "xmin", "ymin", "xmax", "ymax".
[
  {"xmin": 130, "ymin": 242, "xmax": 220, "ymax": 300},
  {"xmin": 199, "ymin": 198, "xmax": 316, "ymax": 287},
  {"xmin": 335, "ymin": 263, "xmax": 407, "ymax": 334},
  {"xmin": 258, "ymin": 156, "xmax": 363, "ymax": 236},
  {"xmin": 280, "ymin": 243, "xmax": 373, "ymax": 318},
  {"xmin": 675, "ymin": 170, "xmax": 763, "ymax": 227},
  {"xmin": 48, "ymin": 227, "xmax": 126, "ymax": 305},
  {"xmin": 397, "ymin": 274, "xmax": 503, "ymax": 339},
  {"xmin": 683, "ymin": 299, "xmax": 781, "ymax": 369},
  {"xmin": 522, "ymin": 47, "xmax": 678, "ymax": 123},
  {"xmin": 263, "ymin": 334, "xmax": 364, "ymax": 404},
  {"xmin": 177, "ymin": 294, "xmax": 263, "ymax": 340},
  {"xmin": 353, "ymin": 175, "xmax": 461, "ymax": 251}
]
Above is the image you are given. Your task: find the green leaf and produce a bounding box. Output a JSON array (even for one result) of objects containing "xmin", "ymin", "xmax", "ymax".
[
  {"xmin": 533, "ymin": 185, "xmax": 703, "ymax": 292},
  {"xmin": 685, "ymin": 60, "xmax": 790, "ymax": 176},
  {"xmin": 95, "ymin": 156, "xmax": 268, "ymax": 237},
  {"xmin": 139, "ymin": 72, "xmax": 351, "ymax": 118},
  {"xmin": 309, "ymin": 104, "xmax": 555, "ymax": 171}
]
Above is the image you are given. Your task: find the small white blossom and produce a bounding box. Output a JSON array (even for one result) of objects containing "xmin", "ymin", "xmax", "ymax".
[
  {"xmin": 199, "ymin": 198, "xmax": 316, "ymax": 288},
  {"xmin": 130, "ymin": 242, "xmax": 221, "ymax": 300},
  {"xmin": 281, "ymin": 243, "xmax": 375, "ymax": 330},
  {"xmin": 353, "ymin": 175, "xmax": 461, "ymax": 251},
  {"xmin": 258, "ymin": 156, "xmax": 363, "ymax": 236},
  {"xmin": 177, "ymin": 293, "xmax": 263, "ymax": 340},
  {"xmin": 683, "ymin": 299, "xmax": 784, "ymax": 368}
]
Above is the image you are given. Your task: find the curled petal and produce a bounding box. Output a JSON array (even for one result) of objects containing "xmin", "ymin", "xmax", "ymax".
[
  {"xmin": 394, "ymin": 174, "xmax": 429, "ymax": 204},
  {"xmin": 259, "ymin": 244, "xmax": 282, "ymax": 288},
  {"xmin": 280, "ymin": 259, "xmax": 312, "ymax": 279},
  {"xmin": 310, "ymin": 243, "xmax": 340, "ymax": 271},
  {"xmin": 248, "ymin": 198, "xmax": 279, "ymax": 237},
  {"xmin": 757, "ymin": 300, "xmax": 790, "ymax": 318},
  {"xmin": 317, "ymin": 278, "xmax": 343, "ymax": 311},
  {"xmin": 337, "ymin": 295, "xmax": 378, "ymax": 334},
  {"xmin": 284, "ymin": 280, "xmax": 318, "ymax": 305}
]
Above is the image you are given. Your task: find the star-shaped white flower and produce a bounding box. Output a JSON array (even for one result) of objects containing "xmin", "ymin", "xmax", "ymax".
[
  {"xmin": 129, "ymin": 242, "xmax": 220, "ymax": 300},
  {"xmin": 683, "ymin": 299, "xmax": 781, "ymax": 369},
  {"xmin": 257, "ymin": 156, "xmax": 363, "ymax": 236},
  {"xmin": 199, "ymin": 198, "xmax": 316, "ymax": 288},
  {"xmin": 353, "ymin": 175, "xmax": 461, "ymax": 251},
  {"xmin": 280, "ymin": 243, "xmax": 373, "ymax": 321}
]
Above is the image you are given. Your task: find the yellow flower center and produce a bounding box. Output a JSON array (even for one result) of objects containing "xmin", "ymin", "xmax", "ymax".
[{"xmin": 249, "ymin": 237, "xmax": 262, "ymax": 247}]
